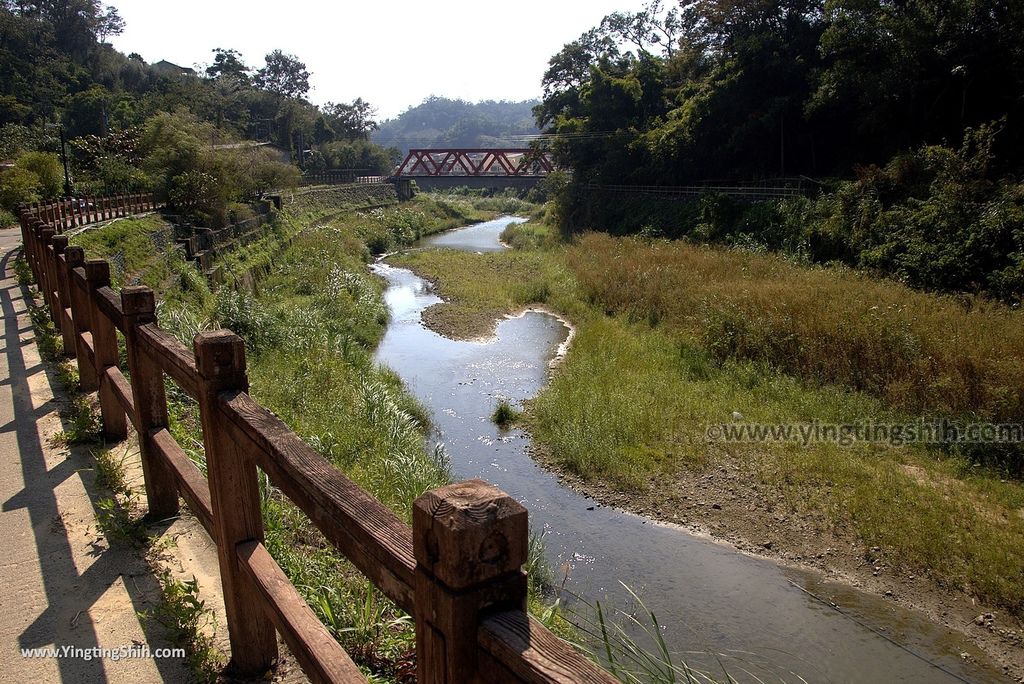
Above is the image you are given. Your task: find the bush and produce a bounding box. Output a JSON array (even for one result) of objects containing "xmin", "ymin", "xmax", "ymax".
[
  {"xmin": 168, "ymin": 170, "xmax": 221, "ymax": 224},
  {"xmin": 0, "ymin": 167, "xmax": 41, "ymax": 211},
  {"xmin": 215, "ymin": 289, "xmax": 282, "ymax": 354},
  {"xmin": 15, "ymin": 152, "xmax": 63, "ymax": 198},
  {"xmin": 221, "ymin": 147, "xmax": 300, "ymax": 199},
  {"xmin": 0, "ymin": 208, "xmax": 16, "ymax": 228},
  {"xmin": 92, "ymin": 157, "xmax": 151, "ymax": 195},
  {"xmin": 320, "ymin": 139, "xmax": 393, "ymax": 175},
  {"xmin": 491, "ymin": 399, "xmax": 522, "ymax": 427}
]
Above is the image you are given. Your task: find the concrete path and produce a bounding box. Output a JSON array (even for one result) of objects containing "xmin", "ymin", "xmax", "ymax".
[{"xmin": 0, "ymin": 228, "xmax": 192, "ymax": 683}]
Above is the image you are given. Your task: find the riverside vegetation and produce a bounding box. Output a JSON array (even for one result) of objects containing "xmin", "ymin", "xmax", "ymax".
[
  {"xmin": 59, "ymin": 189, "xmax": 569, "ymax": 681},
  {"xmin": 391, "ymin": 214, "xmax": 1024, "ymax": 670}
]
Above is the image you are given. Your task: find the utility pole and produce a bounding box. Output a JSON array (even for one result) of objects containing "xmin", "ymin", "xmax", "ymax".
[
  {"xmin": 47, "ymin": 123, "xmax": 73, "ymax": 196},
  {"xmin": 59, "ymin": 126, "xmax": 72, "ymax": 196}
]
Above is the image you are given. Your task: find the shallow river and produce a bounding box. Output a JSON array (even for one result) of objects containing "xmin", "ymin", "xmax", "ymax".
[{"xmin": 372, "ymin": 216, "xmax": 1003, "ymax": 683}]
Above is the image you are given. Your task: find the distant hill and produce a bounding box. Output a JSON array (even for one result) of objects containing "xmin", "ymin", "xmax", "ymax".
[{"xmin": 373, "ymin": 97, "xmax": 539, "ymax": 153}]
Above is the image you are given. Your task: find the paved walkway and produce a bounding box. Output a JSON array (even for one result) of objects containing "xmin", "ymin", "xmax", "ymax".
[{"xmin": 0, "ymin": 229, "xmax": 191, "ymax": 683}]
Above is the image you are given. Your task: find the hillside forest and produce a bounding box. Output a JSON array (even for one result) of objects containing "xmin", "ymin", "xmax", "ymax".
[
  {"xmin": 0, "ymin": 0, "xmax": 404, "ymax": 226},
  {"xmin": 539, "ymin": 0, "xmax": 1024, "ymax": 301}
]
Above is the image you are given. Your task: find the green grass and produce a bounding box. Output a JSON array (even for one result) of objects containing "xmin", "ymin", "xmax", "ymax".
[
  {"xmin": 491, "ymin": 399, "xmax": 523, "ymax": 428},
  {"xmin": 71, "ymin": 215, "xmax": 175, "ymax": 287},
  {"xmin": 391, "ymin": 243, "xmax": 579, "ymax": 339},
  {"xmin": 146, "ymin": 569, "xmax": 223, "ymax": 683},
  {"xmin": 567, "ymin": 233, "xmax": 1024, "ymax": 430},
  {"xmin": 346, "ymin": 194, "xmax": 499, "ymax": 254},
  {"xmin": 396, "ymin": 218, "xmax": 1024, "ymax": 621}
]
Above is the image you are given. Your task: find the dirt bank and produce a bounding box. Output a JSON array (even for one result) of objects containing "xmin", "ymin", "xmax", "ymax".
[{"xmin": 527, "ymin": 441, "xmax": 1024, "ymax": 683}]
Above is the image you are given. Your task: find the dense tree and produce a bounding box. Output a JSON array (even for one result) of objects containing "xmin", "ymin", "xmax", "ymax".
[
  {"xmin": 254, "ymin": 50, "xmax": 310, "ymax": 99},
  {"xmin": 537, "ymin": 0, "xmax": 1024, "ymax": 300},
  {"xmin": 0, "ymin": 2, "xmax": 396, "ymax": 195},
  {"xmin": 205, "ymin": 47, "xmax": 250, "ymax": 83},
  {"xmin": 323, "ymin": 98, "xmax": 378, "ymax": 141},
  {"xmin": 539, "ymin": 0, "xmax": 1024, "ymax": 183},
  {"xmin": 600, "ymin": 0, "xmax": 682, "ymax": 57}
]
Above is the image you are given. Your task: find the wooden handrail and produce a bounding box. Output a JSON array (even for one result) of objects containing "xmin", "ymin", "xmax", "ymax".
[
  {"xmin": 136, "ymin": 323, "xmax": 201, "ymax": 399},
  {"xmin": 14, "ymin": 194, "xmax": 618, "ymax": 684},
  {"xmin": 237, "ymin": 540, "xmax": 369, "ymax": 684},
  {"xmin": 218, "ymin": 390, "xmax": 418, "ymax": 613}
]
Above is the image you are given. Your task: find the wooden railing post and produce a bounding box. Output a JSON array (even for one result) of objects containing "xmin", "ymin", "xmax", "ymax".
[
  {"xmin": 18, "ymin": 210, "xmax": 35, "ymax": 281},
  {"xmin": 64, "ymin": 246, "xmax": 98, "ymax": 385},
  {"xmin": 40, "ymin": 228, "xmax": 59, "ymax": 323},
  {"xmin": 121, "ymin": 286, "xmax": 179, "ymax": 518},
  {"xmin": 50, "ymin": 235, "xmax": 76, "ymax": 356},
  {"xmin": 17, "ymin": 204, "xmax": 29, "ymax": 253},
  {"xmin": 413, "ymin": 479, "xmax": 529, "ymax": 684},
  {"xmin": 86, "ymin": 260, "xmax": 127, "ymax": 440},
  {"xmin": 194, "ymin": 330, "xmax": 277, "ymax": 676},
  {"xmin": 25, "ymin": 218, "xmax": 37, "ymax": 282},
  {"xmin": 33, "ymin": 220, "xmax": 47, "ymax": 283}
]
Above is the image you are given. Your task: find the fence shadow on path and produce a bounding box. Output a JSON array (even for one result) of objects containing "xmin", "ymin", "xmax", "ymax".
[{"xmin": 0, "ymin": 245, "xmax": 189, "ymax": 684}]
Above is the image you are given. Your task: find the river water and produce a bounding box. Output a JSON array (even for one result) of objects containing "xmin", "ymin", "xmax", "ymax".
[{"xmin": 371, "ymin": 216, "xmax": 1003, "ymax": 683}]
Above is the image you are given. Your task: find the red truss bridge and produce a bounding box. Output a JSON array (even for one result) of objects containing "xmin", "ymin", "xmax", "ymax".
[{"xmin": 393, "ymin": 149, "xmax": 554, "ymax": 189}]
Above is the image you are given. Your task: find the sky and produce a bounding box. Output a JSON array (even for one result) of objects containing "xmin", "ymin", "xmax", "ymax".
[{"xmin": 109, "ymin": 0, "xmax": 650, "ymax": 120}]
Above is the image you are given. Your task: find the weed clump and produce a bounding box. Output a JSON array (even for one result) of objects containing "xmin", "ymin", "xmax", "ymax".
[{"xmin": 492, "ymin": 399, "xmax": 522, "ymax": 428}]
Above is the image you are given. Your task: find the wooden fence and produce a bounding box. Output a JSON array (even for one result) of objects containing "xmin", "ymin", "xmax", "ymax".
[
  {"xmin": 301, "ymin": 169, "xmax": 372, "ymax": 186},
  {"xmin": 16, "ymin": 195, "xmax": 615, "ymax": 684},
  {"xmin": 21, "ymin": 192, "xmax": 161, "ymax": 232}
]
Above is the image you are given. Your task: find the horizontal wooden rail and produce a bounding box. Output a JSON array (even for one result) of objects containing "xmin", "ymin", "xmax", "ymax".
[
  {"xmin": 15, "ymin": 193, "xmax": 618, "ymax": 684},
  {"xmin": 480, "ymin": 612, "xmax": 615, "ymax": 683},
  {"xmin": 103, "ymin": 366, "xmax": 135, "ymax": 425},
  {"xmin": 150, "ymin": 427, "xmax": 214, "ymax": 535},
  {"xmin": 95, "ymin": 286, "xmax": 125, "ymax": 331},
  {"xmin": 136, "ymin": 323, "xmax": 201, "ymax": 399},
  {"xmin": 77, "ymin": 330, "xmax": 95, "ymax": 368},
  {"xmin": 219, "ymin": 390, "xmax": 417, "ymax": 613},
  {"xmin": 237, "ymin": 541, "xmax": 368, "ymax": 684}
]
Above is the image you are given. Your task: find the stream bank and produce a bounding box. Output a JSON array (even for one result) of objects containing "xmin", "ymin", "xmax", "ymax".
[{"xmin": 375, "ymin": 215, "xmax": 1014, "ymax": 683}]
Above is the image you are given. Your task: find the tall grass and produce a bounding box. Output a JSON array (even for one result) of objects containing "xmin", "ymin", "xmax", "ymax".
[
  {"xmin": 349, "ymin": 194, "xmax": 498, "ymax": 254},
  {"xmin": 566, "ymin": 234, "xmax": 1024, "ymax": 434},
  {"xmin": 396, "ymin": 222, "xmax": 1024, "ymax": 620}
]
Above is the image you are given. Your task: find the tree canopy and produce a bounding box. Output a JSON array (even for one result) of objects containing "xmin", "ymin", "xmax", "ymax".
[
  {"xmin": 254, "ymin": 50, "xmax": 310, "ymax": 99},
  {"xmin": 538, "ymin": 0, "xmax": 1024, "ymax": 185},
  {"xmin": 0, "ymin": 1, "xmax": 396, "ymax": 221}
]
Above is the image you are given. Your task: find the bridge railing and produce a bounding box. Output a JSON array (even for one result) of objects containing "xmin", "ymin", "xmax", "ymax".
[
  {"xmin": 16, "ymin": 198, "xmax": 615, "ymax": 684},
  {"xmin": 584, "ymin": 182, "xmax": 808, "ymax": 201},
  {"xmin": 394, "ymin": 148, "xmax": 555, "ymax": 178}
]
